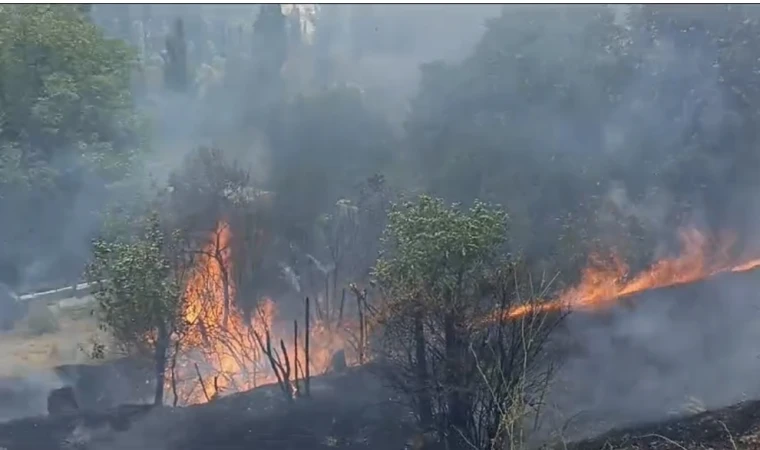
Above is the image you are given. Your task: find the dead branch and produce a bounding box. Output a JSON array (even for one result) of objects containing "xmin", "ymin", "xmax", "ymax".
[
  {"xmin": 293, "ymin": 319, "xmax": 300, "ymax": 395},
  {"xmin": 212, "ymin": 375, "xmax": 221, "ymax": 400},
  {"xmin": 252, "ymin": 327, "xmax": 294, "ymax": 402},
  {"xmin": 171, "ymin": 340, "xmax": 181, "ymax": 407},
  {"xmin": 194, "ymin": 363, "xmax": 211, "ymax": 403},
  {"xmin": 337, "ymin": 288, "xmax": 346, "ymax": 329},
  {"xmin": 352, "ymin": 285, "xmax": 366, "ymax": 365},
  {"xmin": 305, "ymin": 296, "xmax": 311, "ymax": 397}
]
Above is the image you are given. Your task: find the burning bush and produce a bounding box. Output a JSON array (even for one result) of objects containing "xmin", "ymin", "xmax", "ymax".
[{"xmin": 167, "ymin": 220, "xmax": 366, "ymax": 405}]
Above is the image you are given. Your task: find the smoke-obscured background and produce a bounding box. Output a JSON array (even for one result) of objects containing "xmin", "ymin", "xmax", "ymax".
[{"xmin": 5, "ymin": 3, "xmax": 760, "ymax": 439}]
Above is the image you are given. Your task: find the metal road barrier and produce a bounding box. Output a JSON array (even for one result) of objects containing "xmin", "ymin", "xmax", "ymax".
[{"xmin": 18, "ymin": 281, "xmax": 97, "ymax": 305}]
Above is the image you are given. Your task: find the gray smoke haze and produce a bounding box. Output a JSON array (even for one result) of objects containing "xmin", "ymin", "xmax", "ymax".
[
  {"xmin": 6, "ymin": 4, "xmax": 760, "ymax": 446},
  {"xmin": 542, "ymin": 270, "xmax": 760, "ymax": 442}
]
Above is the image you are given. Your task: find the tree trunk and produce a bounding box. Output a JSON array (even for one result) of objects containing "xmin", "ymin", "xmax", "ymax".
[
  {"xmin": 444, "ymin": 312, "xmax": 469, "ymax": 450},
  {"xmin": 413, "ymin": 310, "xmax": 433, "ymax": 427},
  {"xmin": 153, "ymin": 323, "xmax": 169, "ymax": 406}
]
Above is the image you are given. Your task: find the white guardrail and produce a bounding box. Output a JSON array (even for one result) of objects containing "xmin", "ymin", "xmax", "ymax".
[{"xmin": 18, "ymin": 282, "xmax": 97, "ymax": 305}]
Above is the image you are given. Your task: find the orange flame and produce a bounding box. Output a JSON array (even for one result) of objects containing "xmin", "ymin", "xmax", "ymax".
[
  {"xmin": 505, "ymin": 228, "xmax": 760, "ymax": 320},
  {"xmin": 170, "ymin": 221, "xmax": 359, "ymax": 405}
]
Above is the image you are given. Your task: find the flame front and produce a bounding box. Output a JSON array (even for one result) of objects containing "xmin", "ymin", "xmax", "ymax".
[
  {"xmin": 505, "ymin": 228, "xmax": 760, "ymax": 320},
  {"xmin": 171, "ymin": 221, "xmax": 358, "ymax": 405},
  {"xmin": 172, "ymin": 222, "xmax": 760, "ymax": 403}
]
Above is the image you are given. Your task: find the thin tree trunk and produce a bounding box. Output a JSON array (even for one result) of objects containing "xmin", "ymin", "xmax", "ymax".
[
  {"xmin": 413, "ymin": 311, "xmax": 432, "ymax": 427},
  {"xmin": 170, "ymin": 340, "xmax": 180, "ymax": 407},
  {"xmin": 154, "ymin": 323, "xmax": 169, "ymax": 406},
  {"xmin": 293, "ymin": 319, "xmax": 300, "ymax": 396},
  {"xmin": 444, "ymin": 313, "xmax": 467, "ymax": 449},
  {"xmin": 305, "ymin": 297, "xmax": 311, "ymax": 397},
  {"xmin": 357, "ymin": 291, "xmax": 366, "ymax": 364}
]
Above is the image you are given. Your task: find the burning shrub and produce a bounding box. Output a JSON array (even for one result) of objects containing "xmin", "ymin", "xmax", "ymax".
[{"xmin": 167, "ymin": 220, "xmax": 362, "ymax": 405}]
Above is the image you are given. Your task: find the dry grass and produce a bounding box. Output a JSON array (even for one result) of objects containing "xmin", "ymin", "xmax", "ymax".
[
  {"xmin": 24, "ymin": 302, "xmax": 60, "ymax": 336},
  {"xmin": 0, "ymin": 298, "xmax": 109, "ymax": 377}
]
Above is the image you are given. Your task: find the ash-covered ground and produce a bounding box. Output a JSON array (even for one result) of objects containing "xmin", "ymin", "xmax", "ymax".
[
  {"xmin": 542, "ymin": 268, "xmax": 760, "ymax": 442},
  {"xmin": 4, "ymin": 270, "xmax": 760, "ymax": 449}
]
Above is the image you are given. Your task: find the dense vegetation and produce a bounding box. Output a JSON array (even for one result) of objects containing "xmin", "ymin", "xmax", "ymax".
[
  {"xmin": 0, "ymin": 5, "xmax": 143, "ymax": 289},
  {"xmin": 5, "ymin": 3, "xmax": 760, "ymax": 447}
]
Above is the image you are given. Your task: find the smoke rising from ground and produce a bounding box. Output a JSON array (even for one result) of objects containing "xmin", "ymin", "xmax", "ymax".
[
  {"xmin": 5, "ymin": 4, "xmax": 760, "ymax": 444},
  {"xmin": 546, "ymin": 271, "xmax": 760, "ymax": 441}
]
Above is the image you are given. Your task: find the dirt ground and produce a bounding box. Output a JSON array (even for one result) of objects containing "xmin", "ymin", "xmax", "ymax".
[{"xmin": 0, "ymin": 298, "xmax": 107, "ymax": 377}]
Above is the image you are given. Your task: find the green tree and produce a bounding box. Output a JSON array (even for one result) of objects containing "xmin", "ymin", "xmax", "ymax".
[
  {"xmin": 404, "ymin": 5, "xmax": 760, "ymax": 282},
  {"xmin": 266, "ymin": 86, "xmax": 395, "ymax": 252},
  {"xmin": 0, "ymin": 4, "xmax": 141, "ymax": 176},
  {"xmin": 87, "ymin": 214, "xmax": 188, "ymax": 406},
  {"xmin": 404, "ymin": 6, "xmax": 632, "ymax": 281},
  {"xmin": 373, "ymin": 195, "xmax": 559, "ymax": 448},
  {"xmin": 0, "ymin": 4, "xmax": 144, "ymax": 284}
]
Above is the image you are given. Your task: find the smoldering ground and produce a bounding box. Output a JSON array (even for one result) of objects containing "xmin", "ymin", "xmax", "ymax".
[{"xmin": 540, "ymin": 268, "xmax": 760, "ymax": 442}]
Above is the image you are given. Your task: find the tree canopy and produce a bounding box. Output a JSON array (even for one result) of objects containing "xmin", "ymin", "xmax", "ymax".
[{"xmin": 0, "ymin": 4, "xmax": 143, "ymax": 287}]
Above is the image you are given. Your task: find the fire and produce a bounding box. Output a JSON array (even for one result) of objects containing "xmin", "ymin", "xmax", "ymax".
[
  {"xmin": 171, "ymin": 221, "xmax": 760, "ymax": 402},
  {"xmin": 170, "ymin": 221, "xmax": 359, "ymax": 405},
  {"xmin": 505, "ymin": 228, "xmax": 760, "ymax": 320}
]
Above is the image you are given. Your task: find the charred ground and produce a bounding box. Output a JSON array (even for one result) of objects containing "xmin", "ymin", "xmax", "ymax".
[{"xmin": 3, "ymin": 269, "xmax": 760, "ymax": 449}]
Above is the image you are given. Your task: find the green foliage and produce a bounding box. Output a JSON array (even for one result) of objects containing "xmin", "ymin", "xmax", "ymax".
[
  {"xmin": 267, "ymin": 87, "xmax": 395, "ymax": 248},
  {"xmin": 374, "ymin": 194, "xmax": 508, "ymax": 305},
  {"xmin": 86, "ymin": 214, "xmax": 183, "ymax": 356},
  {"xmin": 0, "ymin": 4, "xmax": 141, "ymax": 178},
  {"xmin": 0, "ymin": 4, "xmax": 145, "ymax": 281},
  {"xmin": 404, "ymin": 6, "xmax": 760, "ymax": 284}
]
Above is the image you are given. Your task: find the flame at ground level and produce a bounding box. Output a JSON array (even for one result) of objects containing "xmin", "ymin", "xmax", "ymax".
[
  {"xmin": 504, "ymin": 229, "xmax": 760, "ymax": 320},
  {"xmin": 169, "ymin": 222, "xmax": 359, "ymax": 405},
  {"xmin": 169, "ymin": 223, "xmax": 760, "ymax": 403}
]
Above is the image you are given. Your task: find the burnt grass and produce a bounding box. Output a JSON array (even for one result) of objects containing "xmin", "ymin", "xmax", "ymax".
[
  {"xmin": 4, "ymin": 270, "xmax": 760, "ymax": 449},
  {"xmin": 566, "ymin": 399, "xmax": 760, "ymax": 450},
  {"xmin": 5, "ymin": 367, "xmax": 760, "ymax": 450},
  {"xmin": 0, "ymin": 364, "xmax": 416, "ymax": 450}
]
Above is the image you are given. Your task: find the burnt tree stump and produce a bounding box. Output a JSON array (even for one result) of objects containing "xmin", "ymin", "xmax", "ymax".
[{"xmin": 331, "ymin": 349, "xmax": 347, "ymax": 373}]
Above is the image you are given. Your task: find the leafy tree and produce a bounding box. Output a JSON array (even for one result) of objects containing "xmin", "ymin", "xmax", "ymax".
[
  {"xmin": 404, "ymin": 5, "xmax": 760, "ymax": 282},
  {"xmin": 0, "ymin": 4, "xmax": 143, "ymax": 285},
  {"xmin": 266, "ymin": 87, "xmax": 395, "ymax": 252},
  {"xmin": 0, "ymin": 4, "xmax": 140, "ymax": 176},
  {"xmin": 373, "ymin": 195, "xmax": 560, "ymax": 448},
  {"xmin": 87, "ymin": 214, "xmax": 188, "ymax": 405},
  {"xmin": 404, "ymin": 7, "xmax": 632, "ymax": 279}
]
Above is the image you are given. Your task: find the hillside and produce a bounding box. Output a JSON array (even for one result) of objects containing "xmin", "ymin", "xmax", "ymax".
[
  {"xmin": 0, "ymin": 365, "xmax": 414, "ymax": 450},
  {"xmin": 567, "ymin": 400, "xmax": 760, "ymax": 450},
  {"xmin": 3, "ymin": 369, "xmax": 760, "ymax": 450}
]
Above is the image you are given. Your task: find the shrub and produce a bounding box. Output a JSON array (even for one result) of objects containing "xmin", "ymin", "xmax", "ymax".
[{"xmin": 25, "ymin": 302, "xmax": 60, "ymax": 336}]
